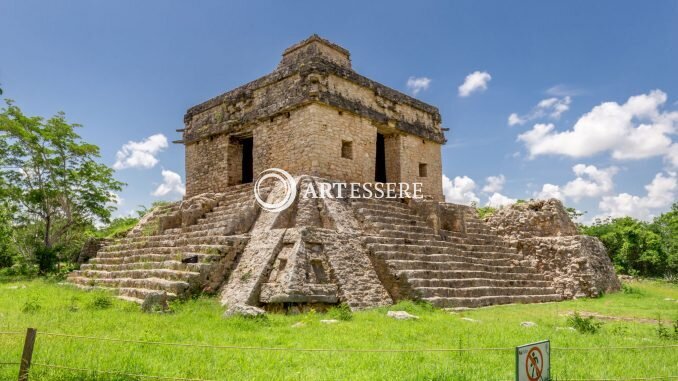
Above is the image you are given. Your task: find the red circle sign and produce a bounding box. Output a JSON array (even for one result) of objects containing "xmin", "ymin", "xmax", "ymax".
[{"xmin": 525, "ymin": 346, "xmax": 544, "ymax": 381}]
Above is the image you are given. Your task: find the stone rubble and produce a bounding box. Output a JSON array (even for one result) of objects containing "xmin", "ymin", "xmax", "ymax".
[{"xmin": 387, "ymin": 311, "xmax": 419, "ymax": 320}]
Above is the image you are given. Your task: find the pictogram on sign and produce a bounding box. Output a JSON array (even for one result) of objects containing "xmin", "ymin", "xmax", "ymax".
[{"xmin": 516, "ymin": 340, "xmax": 550, "ymax": 381}]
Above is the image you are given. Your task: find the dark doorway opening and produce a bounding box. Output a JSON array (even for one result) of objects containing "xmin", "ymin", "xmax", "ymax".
[
  {"xmin": 375, "ymin": 133, "xmax": 387, "ymax": 183},
  {"xmin": 241, "ymin": 137, "xmax": 253, "ymax": 184}
]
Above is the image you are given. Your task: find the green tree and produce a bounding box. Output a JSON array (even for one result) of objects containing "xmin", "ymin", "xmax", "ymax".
[
  {"xmin": 0, "ymin": 203, "xmax": 15, "ymax": 268},
  {"xmin": 651, "ymin": 203, "xmax": 678, "ymax": 274},
  {"xmin": 0, "ymin": 100, "xmax": 123, "ymax": 253},
  {"xmin": 582, "ymin": 217, "xmax": 667, "ymax": 276}
]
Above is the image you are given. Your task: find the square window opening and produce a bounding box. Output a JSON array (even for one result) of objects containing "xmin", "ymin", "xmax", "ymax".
[
  {"xmin": 341, "ymin": 140, "xmax": 353, "ymax": 159},
  {"xmin": 419, "ymin": 163, "xmax": 428, "ymax": 177}
]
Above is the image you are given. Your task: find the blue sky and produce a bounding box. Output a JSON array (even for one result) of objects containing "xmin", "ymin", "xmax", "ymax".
[{"xmin": 1, "ymin": 1, "xmax": 676, "ymax": 222}]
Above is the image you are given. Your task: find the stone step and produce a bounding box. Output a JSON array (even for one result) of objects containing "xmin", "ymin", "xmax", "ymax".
[
  {"xmin": 409, "ymin": 277, "xmax": 552, "ymax": 289},
  {"xmin": 424, "ymin": 294, "xmax": 562, "ymax": 308},
  {"xmin": 363, "ymin": 214, "xmax": 427, "ymax": 226},
  {"xmin": 68, "ymin": 284, "xmax": 179, "ymax": 304},
  {"xmin": 356, "ymin": 208, "xmax": 419, "ymax": 221},
  {"xmin": 397, "ymin": 269, "xmax": 542, "ymax": 282},
  {"xmin": 81, "ymin": 260, "xmax": 211, "ymax": 273},
  {"xmin": 74, "ymin": 268, "xmax": 201, "ymax": 282},
  {"xmin": 415, "ymin": 286, "xmax": 555, "ymax": 298},
  {"xmin": 98, "ymin": 246, "xmax": 175, "ymax": 257},
  {"xmin": 378, "ymin": 229, "xmax": 441, "ymax": 241},
  {"xmin": 68, "ymin": 276, "xmax": 190, "ymax": 295},
  {"xmin": 386, "ymin": 259, "xmax": 536, "ymax": 274},
  {"xmin": 211, "ymin": 198, "xmax": 257, "ymax": 212},
  {"xmin": 370, "ymin": 223, "xmax": 436, "ymax": 235},
  {"xmin": 366, "ymin": 239, "xmax": 520, "ymax": 256},
  {"xmin": 90, "ymin": 252, "xmax": 220, "ymax": 265},
  {"xmin": 372, "ymin": 251, "xmax": 515, "ymax": 267}
]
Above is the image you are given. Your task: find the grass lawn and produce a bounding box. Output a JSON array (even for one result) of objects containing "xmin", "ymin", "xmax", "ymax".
[{"xmin": 0, "ymin": 277, "xmax": 676, "ymax": 381}]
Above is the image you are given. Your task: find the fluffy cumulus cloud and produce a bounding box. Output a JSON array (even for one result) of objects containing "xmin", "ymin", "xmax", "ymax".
[
  {"xmin": 113, "ymin": 134, "xmax": 168, "ymax": 170},
  {"xmin": 534, "ymin": 183, "xmax": 564, "ymax": 201},
  {"xmin": 508, "ymin": 96, "xmax": 571, "ymax": 126},
  {"xmin": 442, "ymin": 175, "xmax": 479, "ymax": 205},
  {"xmin": 406, "ymin": 76, "xmax": 431, "ymax": 95},
  {"xmin": 518, "ymin": 90, "xmax": 678, "ymax": 163},
  {"xmin": 486, "ymin": 192, "xmax": 517, "ymax": 207},
  {"xmin": 562, "ymin": 164, "xmax": 618, "ymax": 201},
  {"xmin": 482, "ymin": 174, "xmax": 505, "ymax": 193},
  {"xmin": 152, "ymin": 170, "xmax": 186, "ymax": 197},
  {"xmin": 533, "ymin": 164, "xmax": 618, "ymax": 202},
  {"xmin": 458, "ymin": 71, "xmax": 491, "ymax": 97},
  {"xmin": 598, "ymin": 172, "xmax": 677, "ymax": 221}
]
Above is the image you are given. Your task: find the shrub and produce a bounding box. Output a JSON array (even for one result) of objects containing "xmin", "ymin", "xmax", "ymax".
[
  {"xmin": 567, "ymin": 312, "xmax": 603, "ymax": 334},
  {"xmin": 21, "ymin": 299, "xmax": 42, "ymax": 314},
  {"xmin": 33, "ymin": 245, "xmax": 60, "ymax": 274},
  {"xmin": 89, "ymin": 294, "xmax": 113, "ymax": 310},
  {"xmin": 328, "ymin": 303, "xmax": 353, "ymax": 321},
  {"xmin": 621, "ymin": 283, "xmax": 642, "ymax": 295}
]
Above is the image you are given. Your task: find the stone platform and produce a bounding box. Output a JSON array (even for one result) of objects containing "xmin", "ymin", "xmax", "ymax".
[{"xmin": 68, "ymin": 177, "xmax": 619, "ymax": 312}]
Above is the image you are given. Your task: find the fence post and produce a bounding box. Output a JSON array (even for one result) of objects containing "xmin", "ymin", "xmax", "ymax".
[{"xmin": 18, "ymin": 328, "xmax": 37, "ymax": 381}]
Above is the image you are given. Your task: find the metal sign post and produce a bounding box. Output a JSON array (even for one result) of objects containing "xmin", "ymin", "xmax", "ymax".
[{"xmin": 516, "ymin": 340, "xmax": 550, "ymax": 381}]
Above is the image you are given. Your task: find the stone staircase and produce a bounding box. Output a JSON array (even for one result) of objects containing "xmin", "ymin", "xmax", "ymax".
[
  {"xmin": 68, "ymin": 184, "xmax": 259, "ymax": 303},
  {"xmin": 352, "ymin": 198, "xmax": 562, "ymax": 308}
]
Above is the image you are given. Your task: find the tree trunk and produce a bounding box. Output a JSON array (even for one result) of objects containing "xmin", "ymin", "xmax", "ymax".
[{"xmin": 44, "ymin": 215, "xmax": 51, "ymax": 249}]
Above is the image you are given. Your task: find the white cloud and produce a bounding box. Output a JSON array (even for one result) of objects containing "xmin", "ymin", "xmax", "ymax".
[
  {"xmin": 508, "ymin": 113, "xmax": 525, "ymax": 126},
  {"xmin": 518, "ymin": 90, "xmax": 678, "ymax": 163},
  {"xmin": 533, "ymin": 164, "xmax": 618, "ymax": 202},
  {"xmin": 486, "ymin": 192, "xmax": 517, "ymax": 207},
  {"xmin": 546, "ymin": 84, "xmax": 586, "ymax": 97},
  {"xmin": 508, "ymin": 96, "xmax": 571, "ymax": 126},
  {"xmin": 113, "ymin": 133, "xmax": 168, "ymax": 170},
  {"xmin": 406, "ymin": 76, "xmax": 431, "ymax": 95},
  {"xmin": 482, "ymin": 174, "xmax": 505, "ymax": 193},
  {"xmin": 152, "ymin": 170, "xmax": 186, "ymax": 197},
  {"xmin": 458, "ymin": 71, "xmax": 491, "ymax": 97},
  {"xmin": 597, "ymin": 172, "xmax": 677, "ymax": 221},
  {"xmin": 667, "ymin": 143, "xmax": 678, "ymax": 168},
  {"xmin": 442, "ymin": 175, "xmax": 480, "ymax": 205},
  {"xmin": 534, "ymin": 184, "xmax": 564, "ymax": 201},
  {"xmin": 562, "ymin": 164, "xmax": 618, "ymax": 201}
]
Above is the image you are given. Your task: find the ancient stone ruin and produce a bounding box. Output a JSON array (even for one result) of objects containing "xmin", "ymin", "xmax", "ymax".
[{"xmin": 68, "ymin": 35, "xmax": 619, "ymax": 313}]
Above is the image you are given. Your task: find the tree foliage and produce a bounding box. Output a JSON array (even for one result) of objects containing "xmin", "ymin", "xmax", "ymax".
[
  {"xmin": 581, "ymin": 204, "xmax": 678, "ymax": 277},
  {"xmin": 0, "ymin": 100, "xmax": 123, "ymax": 256}
]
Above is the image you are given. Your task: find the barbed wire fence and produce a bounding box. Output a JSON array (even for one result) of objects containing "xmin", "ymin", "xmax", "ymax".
[{"xmin": 1, "ymin": 329, "xmax": 676, "ymax": 380}]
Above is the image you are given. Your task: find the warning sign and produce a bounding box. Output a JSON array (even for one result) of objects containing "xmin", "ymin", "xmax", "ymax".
[{"xmin": 516, "ymin": 340, "xmax": 550, "ymax": 381}]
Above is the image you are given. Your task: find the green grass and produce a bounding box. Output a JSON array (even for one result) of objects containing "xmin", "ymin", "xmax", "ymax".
[{"xmin": 0, "ymin": 278, "xmax": 676, "ymax": 381}]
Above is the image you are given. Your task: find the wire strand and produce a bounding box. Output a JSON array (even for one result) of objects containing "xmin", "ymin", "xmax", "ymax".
[
  {"xmin": 32, "ymin": 362, "xmax": 216, "ymax": 381},
  {"xmin": 40, "ymin": 332, "xmax": 513, "ymax": 352}
]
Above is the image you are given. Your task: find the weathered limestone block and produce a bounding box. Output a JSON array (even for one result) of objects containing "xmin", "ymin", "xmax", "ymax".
[
  {"xmin": 485, "ymin": 199, "xmax": 578, "ymax": 239},
  {"xmin": 516, "ymin": 236, "xmax": 621, "ymax": 298},
  {"xmin": 219, "ymin": 183, "xmax": 289, "ymax": 307},
  {"xmin": 486, "ymin": 199, "xmax": 619, "ymax": 298}
]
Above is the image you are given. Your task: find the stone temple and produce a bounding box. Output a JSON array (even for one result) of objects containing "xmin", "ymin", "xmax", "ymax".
[{"xmin": 69, "ymin": 35, "xmax": 619, "ymax": 313}]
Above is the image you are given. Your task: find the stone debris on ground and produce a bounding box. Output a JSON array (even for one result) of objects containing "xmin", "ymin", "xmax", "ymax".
[
  {"xmin": 387, "ymin": 311, "xmax": 419, "ymax": 320},
  {"xmin": 224, "ymin": 304, "xmax": 266, "ymax": 318}
]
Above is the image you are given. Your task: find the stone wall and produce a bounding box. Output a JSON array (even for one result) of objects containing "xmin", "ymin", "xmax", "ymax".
[
  {"xmin": 185, "ymin": 133, "xmax": 230, "ymax": 197},
  {"xmin": 397, "ymin": 134, "xmax": 443, "ymax": 201},
  {"xmin": 485, "ymin": 199, "xmax": 579, "ymax": 239},
  {"xmin": 485, "ymin": 199, "xmax": 620, "ymax": 297},
  {"xmin": 180, "ymin": 35, "xmax": 445, "ymax": 199}
]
